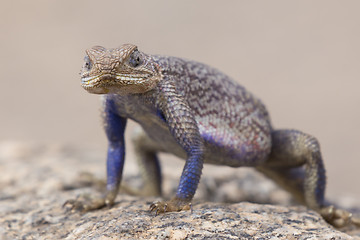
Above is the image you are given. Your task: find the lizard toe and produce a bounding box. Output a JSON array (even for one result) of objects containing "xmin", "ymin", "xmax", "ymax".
[{"xmin": 320, "ymin": 205, "xmax": 360, "ymax": 228}]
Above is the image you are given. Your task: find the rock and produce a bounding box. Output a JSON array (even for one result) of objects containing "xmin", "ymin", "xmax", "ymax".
[{"xmin": 0, "ymin": 142, "xmax": 359, "ymax": 239}]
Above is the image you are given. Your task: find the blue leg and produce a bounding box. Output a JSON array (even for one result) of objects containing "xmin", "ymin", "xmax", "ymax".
[
  {"xmin": 64, "ymin": 99, "xmax": 127, "ymax": 211},
  {"xmin": 103, "ymin": 99, "xmax": 127, "ymax": 205},
  {"xmin": 176, "ymin": 151, "xmax": 203, "ymax": 200}
]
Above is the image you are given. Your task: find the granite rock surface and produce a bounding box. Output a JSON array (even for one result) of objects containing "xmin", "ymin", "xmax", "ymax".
[{"xmin": 0, "ymin": 142, "xmax": 359, "ymax": 239}]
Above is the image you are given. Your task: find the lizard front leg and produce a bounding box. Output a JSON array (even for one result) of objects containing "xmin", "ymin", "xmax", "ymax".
[
  {"xmin": 64, "ymin": 98, "xmax": 127, "ymax": 212},
  {"xmin": 150, "ymin": 78, "xmax": 204, "ymax": 214}
]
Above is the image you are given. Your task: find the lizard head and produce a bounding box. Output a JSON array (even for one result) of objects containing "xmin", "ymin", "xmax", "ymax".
[{"xmin": 81, "ymin": 44, "xmax": 162, "ymax": 94}]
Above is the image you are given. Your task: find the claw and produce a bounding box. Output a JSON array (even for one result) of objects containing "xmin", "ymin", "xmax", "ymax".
[
  {"xmin": 63, "ymin": 199, "xmax": 77, "ymax": 212},
  {"xmin": 63, "ymin": 197, "xmax": 86, "ymax": 212},
  {"xmin": 149, "ymin": 201, "xmax": 158, "ymax": 212},
  {"xmin": 63, "ymin": 199, "xmax": 73, "ymax": 208},
  {"xmin": 149, "ymin": 201, "xmax": 163, "ymax": 216}
]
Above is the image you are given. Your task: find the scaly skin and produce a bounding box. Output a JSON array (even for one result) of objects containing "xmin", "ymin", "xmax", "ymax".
[{"xmin": 65, "ymin": 43, "xmax": 359, "ymax": 228}]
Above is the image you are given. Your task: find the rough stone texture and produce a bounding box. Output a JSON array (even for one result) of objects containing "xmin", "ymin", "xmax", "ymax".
[{"xmin": 0, "ymin": 141, "xmax": 359, "ymax": 239}]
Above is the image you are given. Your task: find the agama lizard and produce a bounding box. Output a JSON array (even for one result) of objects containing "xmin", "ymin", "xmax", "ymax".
[{"xmin": 67, "ymin": 43, "xmax": 360, "ymax": 228}]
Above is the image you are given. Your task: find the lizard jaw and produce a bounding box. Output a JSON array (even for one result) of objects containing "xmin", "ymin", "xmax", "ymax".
[
  {"xmin": 81, "ymin": 75, "xmax": 111, "ymax": 94},
  {"xmin": 81, "ymin": 73, "xmax": 159, "ymax": 94}
]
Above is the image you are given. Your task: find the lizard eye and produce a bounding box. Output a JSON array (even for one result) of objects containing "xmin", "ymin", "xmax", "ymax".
[
  {"xmin": 84, "ymin": 55, "xmax": 92, "ymax": 71},
  {"xmin": 128, "ymin": 50, "xmax": 143, "ymax": 68}
]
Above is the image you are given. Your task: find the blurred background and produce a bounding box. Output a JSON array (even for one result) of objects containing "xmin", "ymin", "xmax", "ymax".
[{"xmin": 1, "ymin": 1, "xmax": 359, "ymax": 201}]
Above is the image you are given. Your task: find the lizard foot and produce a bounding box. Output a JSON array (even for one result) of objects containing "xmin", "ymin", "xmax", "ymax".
[
  {"xmin": 149, "ymin": 197, "xmax": 192, "ymax": 215},
  {"xmin": 63, "ymin": 192, "xmax": 115, "ymax": 213},
  {"xmin": 320, "ymin": 205, "xmax": 360, "ymax": 228}
]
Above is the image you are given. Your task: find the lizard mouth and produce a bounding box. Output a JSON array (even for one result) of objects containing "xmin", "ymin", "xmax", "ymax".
[{"xmin": 81, "ymin": 73, "xmax": 152, "ymax": 94}]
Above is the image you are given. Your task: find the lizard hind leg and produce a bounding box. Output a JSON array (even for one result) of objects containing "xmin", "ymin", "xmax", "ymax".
[
  {"xmin": 127, "ymin": 127, "xmax": 162, "ymax": 197},
  {"xmin": 256, "ymin": 129, "xmax": 359, "ymax": 228}
]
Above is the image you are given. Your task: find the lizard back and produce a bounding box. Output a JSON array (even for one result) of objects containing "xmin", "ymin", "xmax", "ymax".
[{"xmin": 153, "ymin": 56, "xmax": 272, "ymax": 166}]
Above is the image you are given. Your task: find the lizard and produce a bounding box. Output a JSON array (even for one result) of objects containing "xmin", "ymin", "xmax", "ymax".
[{"xmin": 66, "ymin": 43, "xmax": 360, "ymax": 228}]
